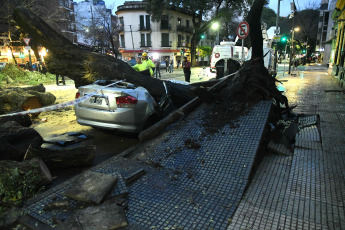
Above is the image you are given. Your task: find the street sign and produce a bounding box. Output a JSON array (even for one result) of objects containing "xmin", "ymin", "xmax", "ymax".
[
  {"xmin": 23, "ymin": 38, "xmax": 30, "ymax": 46},
  {"xmin": 273, "ymin": 35, "xmax": 281, "ymax": 42},
  {"xmin": 236, "ymin": 21, "xmax": 250, "ymax": 39},
  {"xmin": 24, "ymin": 46, "xmax": 31, "ymax": 50}
]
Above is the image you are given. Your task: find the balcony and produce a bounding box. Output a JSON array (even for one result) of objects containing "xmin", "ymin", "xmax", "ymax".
[
  {"xmin": 160, "ymin": 24, "xmax": 171, "ymax": 30},
  {"xmin": 139, "ymin": 24, "xmax": 151, "ymax": 31},
  {"xmin": 177, "ymin": 25, "xmax": 193, "ymax": 33},
  {"xmin": 161, "ymin": 41, "xmax": 172, "ymax": 47},
  {"xmin": 140, "ymin": 41, "xmax": 152, "ymax": 47}
]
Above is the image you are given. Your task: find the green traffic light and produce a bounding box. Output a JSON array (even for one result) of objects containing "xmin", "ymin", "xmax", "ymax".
[
  {"xmin": 302, "ymin": 49, "xmax": 306, "ymax": 53},
  {"xmin": 281, "ymin": 36, "xmax": 287, "ymax": 42},
  {"xmin": 201, "ymin": 34, "xmax": 205, "ymax": 39}
]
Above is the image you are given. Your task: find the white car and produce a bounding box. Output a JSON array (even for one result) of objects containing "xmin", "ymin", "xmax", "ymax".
[{"xmin": 75, "ymin": 80, "xmax": 173, "ymax": 133}]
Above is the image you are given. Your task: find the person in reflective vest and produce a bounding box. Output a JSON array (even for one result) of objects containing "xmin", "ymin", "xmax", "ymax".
[
  {"xmin": 132, "ymin": 57, "xmax": 153, "ymax": 77},
  {"xmin": 142, "ymin": 52, "xmax": 155, "ymax": 74}
]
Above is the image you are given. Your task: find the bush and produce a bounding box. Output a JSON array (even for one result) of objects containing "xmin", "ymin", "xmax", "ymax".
[{"xmin": 0, "ymin": 64, "xmax": 55, "ymax": 86}]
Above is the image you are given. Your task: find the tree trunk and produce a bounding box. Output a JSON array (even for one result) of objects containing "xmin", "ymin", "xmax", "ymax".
[
  {"xmin": 191, "ymin": 36, "xmax": 198, "ymax": 67},
  {"xmin": 12, "ymin": 7, "xmax": 196, "ymax": 107},
  {"xmin": 0, "ymin": 121, "xmax": 43, "ymax": 161},
  {"xmin": 0, "ymin": 158, "xmax": 52, "ymax": 187},
  {"xmin": 0, "ymin": 86, "xmax": 55, "ymax": 114},
  {"xmin": 24, "ymin": 145, "xmax": 96, "ymax": 170},
  {"xmin": 247, "ymin": 0, "xmax": 265, "ymax": 64}
]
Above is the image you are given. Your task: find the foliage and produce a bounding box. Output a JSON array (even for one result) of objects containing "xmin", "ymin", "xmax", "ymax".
[
  {"xmin": 0, "ymin": 168, "xmax": 45, "ymax": 218},
  {"xmin": 261, "ymin": 7, "xmax": 277, "ymax": 29},
  {"xmin": 0, "ymin": 64, "xmax": 55, "ymax": 86},
  {"xmin": 197, "ymin": 45, "xmax": 212, "ymax": 57}
]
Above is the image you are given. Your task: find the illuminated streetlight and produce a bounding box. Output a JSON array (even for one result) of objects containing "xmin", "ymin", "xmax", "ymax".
[{"xmin": 211, "ymin": 22, "xmax": 220, "ymax": 45}]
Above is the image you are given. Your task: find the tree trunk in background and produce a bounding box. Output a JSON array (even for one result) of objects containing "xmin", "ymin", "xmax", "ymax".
[
  {"xmin": 12, "ymin": 7, "xmax": 196, "ymax": 107},
  {"xmin": 247, "ymin": 0, "xmax": 265, "ymax": 65}
]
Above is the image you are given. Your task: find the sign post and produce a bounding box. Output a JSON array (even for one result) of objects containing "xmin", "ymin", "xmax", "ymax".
[{"xmin": 236, "ymin": 21, "xmax": 250, "ymax": 62}]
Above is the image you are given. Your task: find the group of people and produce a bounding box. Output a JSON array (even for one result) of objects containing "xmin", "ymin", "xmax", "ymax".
[{"xmin": 132, "ymin": 53, "xmax": 191, "ymax": 82}]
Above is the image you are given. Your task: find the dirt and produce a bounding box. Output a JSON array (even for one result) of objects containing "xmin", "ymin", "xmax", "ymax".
[{"xmin": 30, "ymin": 84, "xmax": 89, "ymax": 137}]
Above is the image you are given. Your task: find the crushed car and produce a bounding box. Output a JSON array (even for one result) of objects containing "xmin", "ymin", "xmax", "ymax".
[{"xmin": 75, "ymin": 80, "xmax": 174, "ymax": 133}]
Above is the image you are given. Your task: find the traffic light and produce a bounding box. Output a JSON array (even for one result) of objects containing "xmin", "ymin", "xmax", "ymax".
[
  {"xmin": 19, "ymin": 52, "xmax": 25, "ymax": 58},
  {"xmin": 201, "ymin": 34, "xmax": 205, "ymax": 39},
  {"xmin": 280, "ymin": 36, "xmax": 288, "ymax": 43},
  {"xmin": 181, "ymin": 49, "xmax": 185, "ymax": 54},
  {"xmin": 302, "ymin": 49, "xmax": 306, "ymax": 54}
]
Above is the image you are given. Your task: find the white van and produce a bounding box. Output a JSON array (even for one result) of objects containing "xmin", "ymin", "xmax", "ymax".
[
  {"xmin": 210, "ymin": 41, "xmax": 248, "ymax": 72},
  {"xmin": 246, "ymin": 47, "xmax": 275, "ymax": 72}
]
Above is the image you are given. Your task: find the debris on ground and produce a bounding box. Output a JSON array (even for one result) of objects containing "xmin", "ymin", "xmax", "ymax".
[
  {"xmin": 24, "ymin": 144, "xmax": 96, "ymax": 170},
  {"xmin": 55, "ymin": 199, "xmax": 128, "ymax": 230},
  {"xmin": 43, "ymin": 132, "xmax": 93, "ymax": 146},
  {"xmin": 63, "ymin": 171, "xmax": 117, "ymax": 204},
  {"xmin": 184, "ymin": 138, "xmax": 201, "ymax": 149}
]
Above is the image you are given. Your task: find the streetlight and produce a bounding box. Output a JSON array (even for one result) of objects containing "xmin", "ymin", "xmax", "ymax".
[
  {"xmin": 211, "ymin": 22, "xmax": 220, "ymax": 45},
  {"xmin": 288, "ymin": 27, "xmax": 300, "ymax": 74}
]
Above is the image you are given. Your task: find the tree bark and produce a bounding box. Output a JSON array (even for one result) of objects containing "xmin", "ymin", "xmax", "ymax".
[
  {"xmin": 0, "ymin": 158, "xmax": 52, "ymax": 187},
  {"xmin": 0, "ymin": 86, "xmax": 55, "ymax": 115},
  {"xmin": 247, "ymin": 0, "xmax": 265, "ymax": 64},
  {"xmin": 24, "ymin": 145, "xmax": 96, "ymax": 170},
  {"xmin": 12, "ymin": 7, "xmax": 196, "ymax": 107},
  {"xmin": 0, "ymin": 121, "xmax": 43, "ymax": 161}
]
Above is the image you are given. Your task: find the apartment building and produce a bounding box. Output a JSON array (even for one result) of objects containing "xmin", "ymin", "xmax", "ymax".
[{"xmin": 116, "ymin": 1, "xmax": 199, "ymax": 64}]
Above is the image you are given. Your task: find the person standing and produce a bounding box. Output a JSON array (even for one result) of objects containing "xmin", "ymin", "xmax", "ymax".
[
  {"xmin": 165, "ymin": 58, "xmax": 170, "ymax": 72},
  {"xmin": 182, "ymin": 57, "xmax": 191, "ymax": 82},
  {"xmin": 177, "ymin": 59, "xmax": 181, "ymax": 69},
  {"xmin": 169, "ymin": 58, "xmax": 174, "ymax": 73},
  {"xmin": 132, "ymin": 57, "xmax": 153, "ymax": 77},
  {"xmin": 142, "ymin": 52, "xmax": 155, "ymax": 73},
  {"xmin": 155, "ymin": 60, "xmax": 161, "ymax": 79}
]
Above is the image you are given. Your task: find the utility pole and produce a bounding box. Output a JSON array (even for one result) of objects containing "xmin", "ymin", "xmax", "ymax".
[
  {"xmin": 274, "ymin": 0, "xmax": 281, "ymax": 72},
  {"xmin": 129, "ymin": 25, "xmax": 136, "ymax": 58},
  {"xmin": 288, "ymin": 0, "xmax": 296, "ymax": 75}
]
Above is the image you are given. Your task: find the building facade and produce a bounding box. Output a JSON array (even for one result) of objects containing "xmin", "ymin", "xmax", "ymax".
[
  {"xmin": 316, "ymin": 0, "xmax": 330, "ymax": 56},
  {"xmin": 116, "ymin": 1, "xmax": 212, "ymax": 65},
  {"xmin": 330, "ymin": 0, "xmax": 345, "ymax": 87}
]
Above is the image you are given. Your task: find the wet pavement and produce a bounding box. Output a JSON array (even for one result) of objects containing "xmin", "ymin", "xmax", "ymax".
[{"xmin": 228, "ymin": 64, "xmax": 345, "ymax": 229}]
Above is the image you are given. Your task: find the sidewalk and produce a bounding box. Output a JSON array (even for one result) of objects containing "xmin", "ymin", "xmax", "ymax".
[{"xmin": 228, "ymin": 66, "xmax": 345, "ymax": 229}]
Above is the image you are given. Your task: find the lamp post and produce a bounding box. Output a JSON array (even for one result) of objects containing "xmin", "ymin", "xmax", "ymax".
[
  {"xmin": 288, "ymin": 27, "xmax": 299, "ymax": 74},
  {"xmin": 211, "ymin": 22, "xmax": 220, "ymax": 45}
]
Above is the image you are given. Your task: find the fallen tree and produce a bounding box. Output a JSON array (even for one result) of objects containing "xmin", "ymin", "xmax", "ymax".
[
  {"xmin": 0, "ymin": 121, "xmax": 43, "ymax": 161},
  {"xmin": 0, "ymin": 85, "xmax": 56, "ymax": 115},
  {"xmin": 12, "ymin": 7, "xmax": 196, "ymax": 107},
  {"xmin": 24, "ymin": 145, "xmax": 96, "ymax": 170}
]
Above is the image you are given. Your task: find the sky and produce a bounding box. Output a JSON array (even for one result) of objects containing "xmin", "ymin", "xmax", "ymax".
[{"xmin": 73, "ymin": 0, "xmax": 319, "ymax": 17}]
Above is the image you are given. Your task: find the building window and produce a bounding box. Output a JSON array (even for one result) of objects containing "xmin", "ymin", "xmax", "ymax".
[
  {"xmin": 186, "ymin": 20, "xmax": 190, "ymax": 28},
  {"xmin": 120, "ymin": 35, "xmax": 125, "ymax": 48},
  {"xmin": 140, "ymin": 15, "xmax": 145, "ymax": 30},
  {"xmin": 146, "ymin": 33, "xmax": 151, "ymax": 46},
  {"xmin": 146, "ymin": 15, "xmax": 151, "ymax": 30},
  {"xmin": 178, "ymin": 18, "xmax": 181, "ymax": 26},
  {"xmin": 140, "ymin": 33, "xmax": 151, "ymax": 47},
  {"xmin": 178, "ymin": 35, "xmax": 182, "ymax": 46},
  {"xmin": 162, "ymin": 33, "xmax": 170, "ymax": 47},
  {"xmin": 161, "ymin": 15, "xmax": 170, "ymax": 30},
  {"xmin": 186, "ymin": 36, "xmax": 190, "ymax": 43}
]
